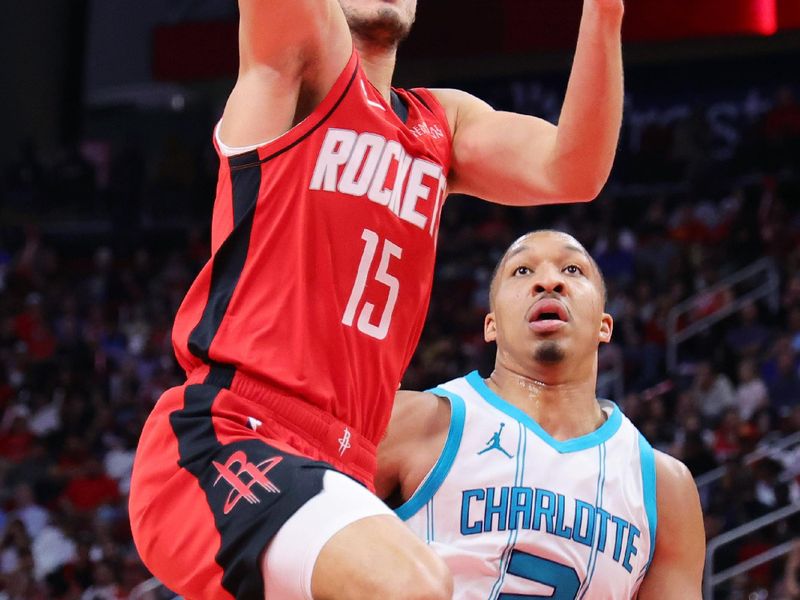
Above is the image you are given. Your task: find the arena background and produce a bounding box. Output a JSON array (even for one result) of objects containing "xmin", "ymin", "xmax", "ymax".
[{"xmin": 1, "ymin": 1, "xmax": 799, "ymax": 598}]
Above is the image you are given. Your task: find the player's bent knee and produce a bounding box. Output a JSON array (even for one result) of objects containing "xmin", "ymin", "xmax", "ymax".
[
  {"xmin": 264, "ymin": 470, "xmax": 451, "ymax": 600},
  {"xmin": 308, "ymin": 510, "xmax": 452, "ymax": 600}
]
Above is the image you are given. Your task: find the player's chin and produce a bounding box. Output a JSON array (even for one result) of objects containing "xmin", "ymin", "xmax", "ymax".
[
  {"xmin": 375, "ymin": 16, "xmax": 412, "ymax": 42},
  {"xmin": 348, "ymin": 9, "xmax": 412, "ymax": 43},
  {"xmin": 533, "ymin": 340, "xmax": 567, "ymax": 364}
]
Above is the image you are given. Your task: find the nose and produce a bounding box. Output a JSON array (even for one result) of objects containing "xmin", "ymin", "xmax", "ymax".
[{"xmin": 532, "ymin": 265, "xmax": 565, "ymax": 295}]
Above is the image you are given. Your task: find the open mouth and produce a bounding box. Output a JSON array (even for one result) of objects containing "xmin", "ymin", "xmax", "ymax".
[{"xmin": 529, "ymin": 299, "xmax": 569, "ymax": 323}]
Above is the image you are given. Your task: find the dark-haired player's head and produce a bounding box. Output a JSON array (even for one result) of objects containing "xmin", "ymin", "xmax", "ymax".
[
  {"xmin": 339, "ymin": 0, "xmax": 418, "ymax": 49},
  {"xmin": 489, "ymin": 230, "xmax": 607, "ymax": 310},
  {"xmin": 485, "ymin": 230, "xmax": 612, "ymax": 371}
]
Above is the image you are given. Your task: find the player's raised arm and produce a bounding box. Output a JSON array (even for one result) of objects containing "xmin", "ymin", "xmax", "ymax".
[
  {"xmin": 220, "ymin": 0, "xmax": 352, "ymax": 148},
  {"xmin": 637, "ymin": 451, "xmax": 705, "ymax": 600},
  {"xmin": 435, "ymin": 0, "xmax": 624, "ymax": 205}
]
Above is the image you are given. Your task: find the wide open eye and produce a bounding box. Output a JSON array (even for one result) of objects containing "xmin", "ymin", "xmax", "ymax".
[
  {"xmin": 564, "ymin": 264, "xmax": 584, "ymax": 275},
  {"xmin": 513, "ymin": 266, "xmax": 532, "ymax": 276}
]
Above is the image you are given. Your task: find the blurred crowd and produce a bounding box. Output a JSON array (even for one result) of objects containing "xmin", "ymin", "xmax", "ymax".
[{"xmin": 0, "ymin": 84, "xmax": 799, "ymax": 599}]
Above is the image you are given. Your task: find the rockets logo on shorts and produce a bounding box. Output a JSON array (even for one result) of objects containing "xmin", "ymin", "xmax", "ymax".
[
  {"xmin": 212, "ymin": 451, "xmax": 283, "ymax": 514},
  {"xmin": 338, "ymin": 426, "xmax": 352, "ymax": 456}
]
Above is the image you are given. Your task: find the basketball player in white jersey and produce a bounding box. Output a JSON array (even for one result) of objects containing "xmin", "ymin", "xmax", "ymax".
[{"xmin": 377, "ymin": 230, "xmax": 705, "ymax": 599}]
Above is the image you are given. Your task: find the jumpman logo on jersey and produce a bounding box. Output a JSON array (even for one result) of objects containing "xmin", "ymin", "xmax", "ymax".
[
  {"xmin": 212, "ymin": 451, "xmax": 283, "ymax": 515},
  {"xmin": 478, "ymin": 423, "xmax": 514, "ymax": 459},
  {"xmin": 338, "ymin": 427, "xmax": 352, "ymax": 456}
]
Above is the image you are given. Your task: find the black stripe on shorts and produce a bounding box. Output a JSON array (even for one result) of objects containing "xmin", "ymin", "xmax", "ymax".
[{"xmin": 169, "ymin": 366, "xmax": 329, "ymax": 599}]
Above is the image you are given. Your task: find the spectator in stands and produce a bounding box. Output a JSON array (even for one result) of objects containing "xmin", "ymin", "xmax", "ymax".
[
  {"xmin": 0, "ymin": 410, "xmax": 34, "ymax": 464},
  {"xmin": 691, "ymin": 360, "xmax": 737, "ymax": 425},
  {"xmin": 789, "ymin": 306, "xmax": 800, "ymax": 353},
  {"xmin": 767, "ymin": 348, "xmax": 800, "ymax": 418},
  {"xmin": 79, "ymin": 559, "xmax": 121, "ymax": 600},
  {"xmin": 8, "ymin": 484, "xmax": 48, "ymax": 540},
  {"xmin": 0, "ymin": 547, "xmax": 42, "ymax": 600},
  {"xmin": 0, "ymin": 519, "xmax": 30, "ymax": 578},
  {"xmin": 31, "ymin": 514, "xmax": 77, "ymax": 583},
  {"xmin": 594, "ymin": 228, "xmax": 636, "ymax": 286},
  {"xmin": 725, "ymin": 303, "xmax": 772, "ymax": 360},
  {"xmin": 678, "ymin": 430, "xmax": 719, "ymax": 477},
  {"xmin": 751, "ymin": 457, "xmax": 799, "ymax": 515},
  {"xmin": 690, "ymin": 266, "xmax": 733, "ymax": 323},
  {"xmin": 712, "ymin": 408, "xmax": 744, "ymax": 462},
  {"xmin": 61, "ymin": 458, "xmax": 120, "ymax": 515},
  {"xmin": 784, "ymin": 274, "xmax": 800, "ymax": 313},
  {"xmin": 735, "ymin": 357, "xmax": 770, "ymax": 421}
]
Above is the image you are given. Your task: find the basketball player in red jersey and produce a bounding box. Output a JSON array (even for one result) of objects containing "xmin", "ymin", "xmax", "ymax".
[{"xmin": 129, "ymin": 1, "xmax": 625, "ymax": 599}]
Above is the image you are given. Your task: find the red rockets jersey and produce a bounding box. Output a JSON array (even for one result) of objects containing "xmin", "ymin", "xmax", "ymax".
[{"xmin": 172, "ymin": 50, "xmax": 452, "ymax": 446}]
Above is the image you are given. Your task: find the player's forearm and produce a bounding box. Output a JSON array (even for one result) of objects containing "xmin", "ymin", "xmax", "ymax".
[
  {"xmin": 548, "ymin": 0, "xmax": 624, "ymax": 200},
  {"xmin": 237, "ymin": 0, "xmax": 342, "ymax": 69}
]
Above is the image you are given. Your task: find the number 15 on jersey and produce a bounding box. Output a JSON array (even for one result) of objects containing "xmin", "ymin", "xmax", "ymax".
[{"xmin": 342, "ymin": 229, "xmax": 402, "ymax": 340}]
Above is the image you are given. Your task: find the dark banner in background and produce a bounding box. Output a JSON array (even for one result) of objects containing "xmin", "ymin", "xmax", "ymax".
[{"xmin": 152, "ymin": 0, "xmax": 800, "ymax": 81}]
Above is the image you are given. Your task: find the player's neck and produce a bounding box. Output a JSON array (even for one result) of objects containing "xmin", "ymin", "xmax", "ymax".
[
  {"xmin": 353, "ymin": 36, "xmax": 397, "ymax": 101},
  {"xmin": 486, "ymin": 363, "xmax": 607, "ymax": 442}
]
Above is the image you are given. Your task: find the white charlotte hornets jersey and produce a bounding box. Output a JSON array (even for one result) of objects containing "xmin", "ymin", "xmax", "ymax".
[{"xmin": 398, "ymin": 372, "xmax": 657, "ymax": 600}]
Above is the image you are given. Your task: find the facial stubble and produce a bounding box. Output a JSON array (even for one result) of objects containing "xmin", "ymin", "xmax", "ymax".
[
  {"xmin": 534, "ymin": 340, "xmax": 566, "ymax": 364},
  {"xmin": 343, "ymin": 7, "xmax": 413, "ymax": 49}
]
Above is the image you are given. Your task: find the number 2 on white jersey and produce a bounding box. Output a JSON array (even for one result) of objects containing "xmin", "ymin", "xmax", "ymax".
[{"xmin": 342, "ymin": 229, "xmax": 402, "ymax": 340}]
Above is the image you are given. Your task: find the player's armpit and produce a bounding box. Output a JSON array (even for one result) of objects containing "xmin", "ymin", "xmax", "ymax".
[
  {"xmin": 221, "ymin": 0, "xmax": 352, "ymax": 149},
  {"xmin": 637, "ymin": 452, "xmax": 705, "ymax": 600},
  {"xmin": 237, "ymin": 0, "xmax": 350, "ymax": 70}
]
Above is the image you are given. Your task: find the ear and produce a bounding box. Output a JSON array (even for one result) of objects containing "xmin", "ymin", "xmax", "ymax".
[
  {"xmin": 598, "ymin": 312, "xmax": 613, "ymax": 344},
  {"xmin": 484, "ymin": 312, "xmax": 497, "ymax": 343}
]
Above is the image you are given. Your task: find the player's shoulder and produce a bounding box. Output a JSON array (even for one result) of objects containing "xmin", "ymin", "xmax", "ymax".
[
  {"xmin": 427, "ymin": 88, "xmax": 487, "ymax": 107},
  {"xmin": 653, "ymin": 450, "xmax": 700, "ymax": 515},
  {"xmin": 389, "ymin": 390, "xmax": 449, "ymax": 441},
  {"xmin": 377, "ymin": 390, "xmax": 452, "ymax": 501},
  {"xmin": 426, "ymin": 89, "xmax": 494, "ymax": 139},
  {"xmin": 654, "ymin": 450, "xmax": 694, "ymax": 487}
]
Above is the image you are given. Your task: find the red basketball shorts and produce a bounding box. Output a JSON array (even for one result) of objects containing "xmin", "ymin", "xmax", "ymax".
[{"xmin": 129, "ymin": 365, "xmax": 379, "ymax": 599}]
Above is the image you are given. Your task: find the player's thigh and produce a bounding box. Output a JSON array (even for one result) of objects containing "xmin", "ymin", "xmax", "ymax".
[{"xmin": 261, "ymin": 469, "xmax": 451, "ymax": 600}]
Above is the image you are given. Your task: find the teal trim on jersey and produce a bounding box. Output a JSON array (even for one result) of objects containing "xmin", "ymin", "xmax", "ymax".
[
  {"xmin": 466, "ymin": 371, "xmax": 623, "ymax": 453},
  {"xmin": 395, "ymin": 387, "xmax": 466, "ymax": 521},
  {"xmin": 430, "ymin": 496, "xmax": 436, "ymax": 542},
  {"xmin": 489, "ymin": 422, "xmax": 526, "ymax": 600},
  {"xmin": 638, "ymin": 434, "xmax": 658, "ymax": 568},
  {"xmin": 578, "ymin": 443, "xmax": 607, "ymax": 599}
]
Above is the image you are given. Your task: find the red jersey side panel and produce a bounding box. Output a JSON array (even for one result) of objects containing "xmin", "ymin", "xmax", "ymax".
[{"xmin": 172, "ymin": 51, "xmax": 452, "ymax": 445}]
